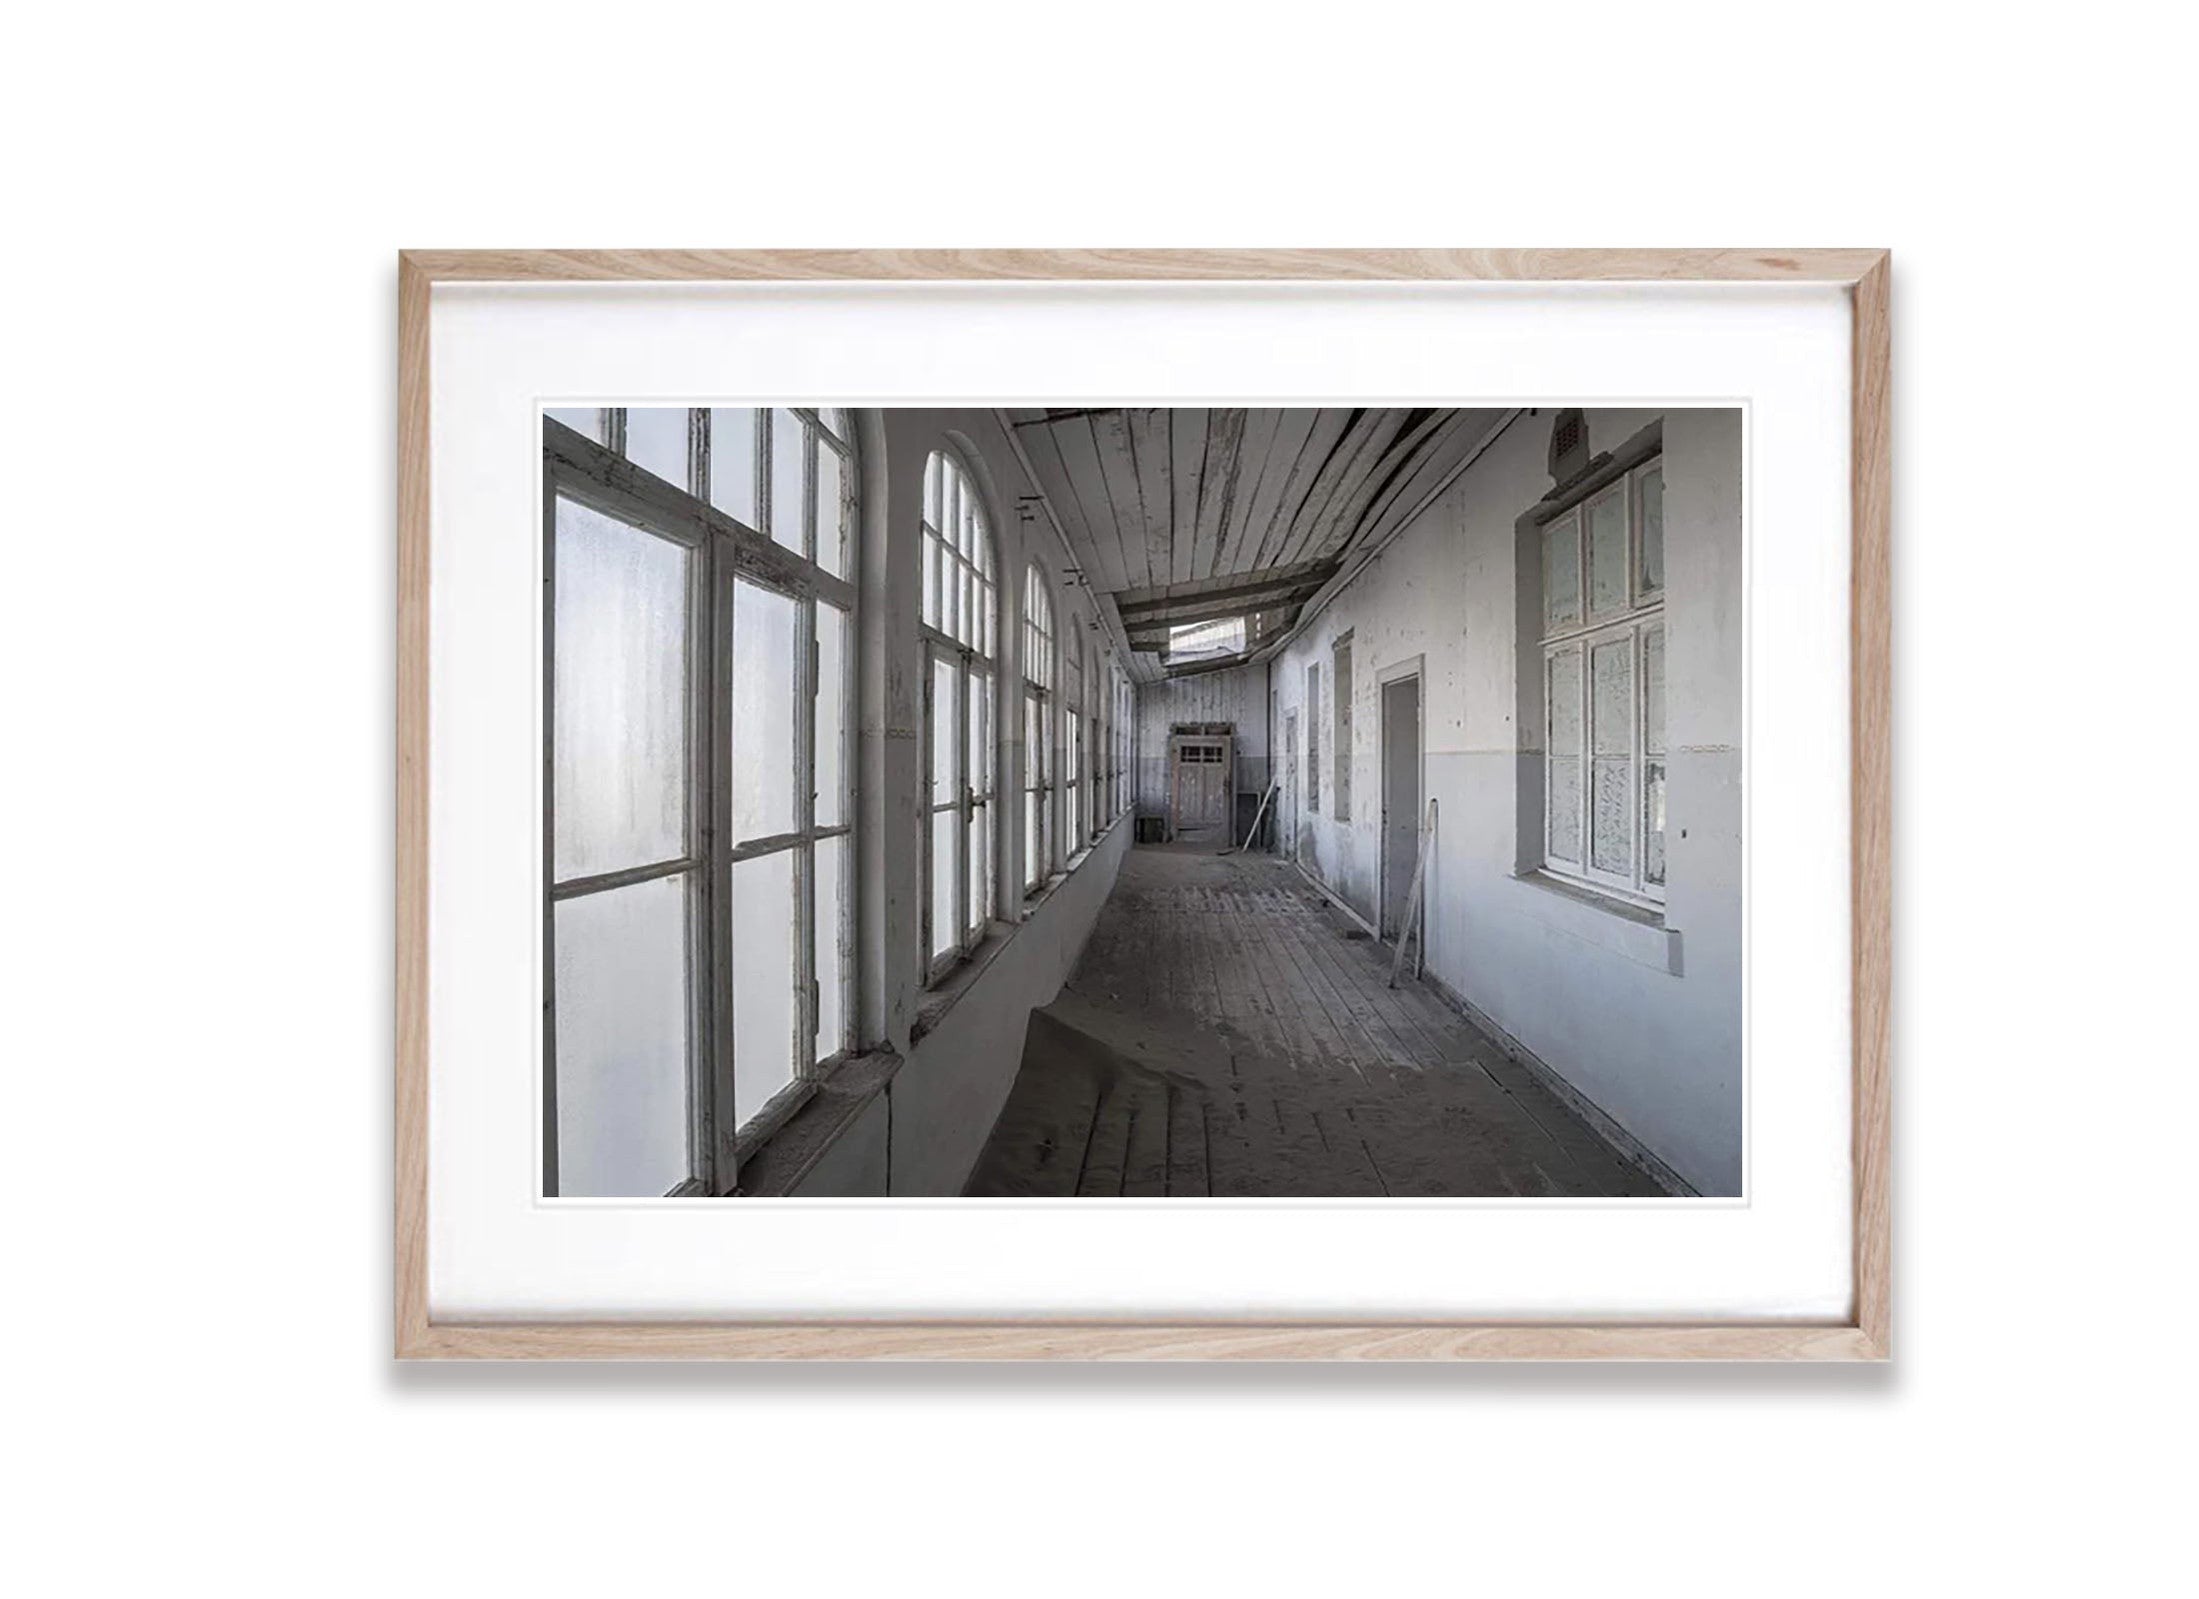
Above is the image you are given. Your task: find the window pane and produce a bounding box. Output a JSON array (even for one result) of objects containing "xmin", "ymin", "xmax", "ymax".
[
  {"xmin": 816, "ymin": 442, "xmax": 846, "ymax": 579},
  {"xmin": 709, "ymin": 408, "xmax": 759, "ymax": 526},
  {"xmin": 925, "ymin": 450, "xmax": 941, "ymax": 528},
  {"xmin": 1542, "ymin": 512, "xmax": 1581, "ymax": 632},
  {"xmin": 1638, "ymin": 465, "xmax": 1665, "ymax": 596},
  {"xmin": 1547, "ymin": 646, "xmax": 1582, "ymax": 755},
  {"xmin": 816, "ymin": 602, "xmax": 847, "ymax": 828},
  {"xmin": 1548, "ymin": 758, "xmax": 1582, "ymax": 864},
  {"xmin": 731, "ymin": 580, "xmax": 799, "ymax": 842},
  {"xmin": 932, "ymin": 808, "xmax": 959, "ymax": 960},
  {"xmin": 546, "ymin": 407, "xmax": 600, "ymax": 442},
  {"xmin": 969, "ymin": 664, "xmax": 992, "ymax": 798},
  {"xmin": 624, "ymin": 407, "xmax": 690, "ymax": 492},
  {"xmin": 1592, "ymin": 759, "xmax": 1634, "ymax": 875},
  {"xmin": 1025, "ymin": 790, "xmax": 1041, "ymax": 888},
  {"xmin": 1644, "ymin": 762, "xmax": 1667, "ymax": 887},
  {"xmin": 1591, "ymin": 639, "xmax": 1633, "ymax": 755},
  {"xmin": 1588, "ymin": 486, "xmax": 1628, "ymax": 615},
  {"xmin": 1643, "ymin": 625, "xmax": 1666, "ymax": 756},
  {"xmin": 769, "ymin": 408, "xmax": 805, "ymax": 552},
  {"xmin": 554, "ymin": 874, "xmax": 689, "ymax": 1197},
  {"xmin": 932, "ymin": 655, "xmax": 961, "ymax": 804},
  {"xmin": 923, "ymin": 532, "xmax": 939, "ymax": 628},
  {"xmin": 815, "ymin": 836, "xmax": 847, "ymax": 1059},
  {"xmin": 970, "ymin": 801, "xmax": 991, "ymax": 932},
  {"xmin": 1067, "ymin": 710, "xmax": 1082, "ymax": 845},
  {"xmin": 553, "ymin": 496, "xmax": 688, "ymax": 881},
  {"xmin": 729, "ymin": 848, "xmax": 796, "ymax": 1127}
]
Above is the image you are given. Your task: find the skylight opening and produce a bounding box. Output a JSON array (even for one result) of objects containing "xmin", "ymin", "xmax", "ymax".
[{"xmin": 1166, "ymin": 616, "xmax": 1246, "ymax": 663}]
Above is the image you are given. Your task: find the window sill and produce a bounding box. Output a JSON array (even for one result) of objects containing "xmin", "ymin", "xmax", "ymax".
[
  {"xmin": 1511, "ymin": 870, "xmax": 1682, "ymax": 975},
  {"xmin": 913, "ymin": 919, "xmax": 1020, "ymax": 1043},
  {"xmin": 728, "ymin": 1048, "xmax": 902, "ymax": 1196}
]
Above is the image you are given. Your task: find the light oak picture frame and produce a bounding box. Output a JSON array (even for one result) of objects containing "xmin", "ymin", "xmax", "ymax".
[{"xmin": 396, "ymin": 248, "xmax": 1890, "ymax": 1360}]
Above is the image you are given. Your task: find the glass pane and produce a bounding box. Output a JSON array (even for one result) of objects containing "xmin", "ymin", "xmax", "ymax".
[
  {"xmin": 1025, "ymin": 790, "xmax": 1041, "ymax": 888},
  {"xmin": 980, "ymin": 577, "xmax": 995, "ymax": 659},
  {"xmin": 1592, "ymin": 639, "xmax": 1633, "ymax": 756},
  {"xmin": 1644, "ymin": 761, "xmax": 1667, "ymax": 887},
  {"xmin": 553, "ymin": 496, "xmax": 688, "ymax": 881},
  {"xmin": 922, "ymin": 532, "xmax": 939, "ymax": 629},
  {"xmin": 1643, "ymin": 625, "xmax": 1667, "ymax": 756},
  {"xmin": 816, "ymin": 442, "xmax": 846, "ymax": 579},
  {"xmin": 731, "ymin": 580, "xmax": 799, "ymax": 842},
  {"xmin": 623, "ymin": 407, "xmax": 690, "ymax": 491},
  {"xmin": 769, "ymin": 409, "xmax": 805, "ymax": 552},
  {"xmin": 1592, "ymin": 758, "xmax": 1633, "ymax": 875},
  {"xmin": 554, "ymin": 874, "xmax": 689, "ymax": 1197},
  {"xmin": 932, "ymin": 808, "xmax": 958, "ymax": 960},
  {"xmin": 924, "ymin": 451, "xmax": 941, "ymax": 528},
  {"xmin": 1542, "ymin": 512, "xmax": 1581, "ymax": 632},
  {"xmin": 815, "ymin": 602, "xmax": 847, "ymax": 828},
  {"xmin": 969, "ymin": 668, "xmax": 992, "ymax": 799},
  {"xmin": 1548, "ymin": 758, "xmax": 1582, "ymax": 864},
  {"xmin": 729, "ymin": 848, "xmax": 796, "ymax": 1127},
  {"xmin": 969, "ymin": 802, "xmax": 991, "ymax": 932},
  {"xmin": 545, "ymin": 407, "xmax": 600, "ymax": 442},
  {"xmin": 1588, "ymin": 486, "xmax": 1628, "ymax": 615},
  {"xmin": 932, "ymin": 655, "xmax": 961, "ymax": 804},
  {"xmin": 1638, "ymin": 465, "xmax": 1665, "ymax": 596},
  {"xmin": 1547, "ymin": 647, "xmax": 1582, "ymax": 756},
  {"xmin": 708, "ymin": 408, "xmax": 759, "ymax": 526},
  {"xmin": 815, "ymin": 836, "xmax": 847, "ymax": 1058}
]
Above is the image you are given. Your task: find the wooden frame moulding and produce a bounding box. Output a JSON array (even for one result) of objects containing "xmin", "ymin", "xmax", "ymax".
[{"xmin": 398, "ymin": 248, "xmax": 1890, "ymax": 1360}]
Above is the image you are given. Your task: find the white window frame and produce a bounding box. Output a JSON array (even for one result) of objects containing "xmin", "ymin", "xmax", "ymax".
[
  {"xmin": 919, "ymin": 449, "xmax": 999, "ymax": 985},
  {"xmin": 1539, "ymin": 456, "xmax": 1666, "ymax": 908},
  {"xmin": 1022, "ymin": 564, "xmax": 1056, "ymax": 893},
  {"xmin": 543, "ymin": 406, "xmax": 858, "ymax": 1197}
]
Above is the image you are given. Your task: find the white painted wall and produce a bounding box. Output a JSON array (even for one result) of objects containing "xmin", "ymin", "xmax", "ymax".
[{"xmin": 1269, "ymin": 409, "xmax": 1744, "ymax": 1193}]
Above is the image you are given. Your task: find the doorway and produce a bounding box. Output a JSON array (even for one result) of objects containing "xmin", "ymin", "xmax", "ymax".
[
  {"xmin": 1168, "ymin": 732, "xmax": 1232, "ymax": 842},
  {"xmin": 1380, "ymin": 670, "xmax": 1423, "ymax": 943}
]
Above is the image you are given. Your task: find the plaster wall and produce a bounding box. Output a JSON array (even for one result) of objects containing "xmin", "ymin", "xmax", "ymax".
[{"xmin": 1268, "ymin": 408, "xmax": 1744, "ymax": 1193}]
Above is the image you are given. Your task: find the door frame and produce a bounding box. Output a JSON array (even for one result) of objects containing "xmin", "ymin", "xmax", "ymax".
[{"xmin": 1377, "ymin": 655, "xmax": 1426, "ymax": 944}]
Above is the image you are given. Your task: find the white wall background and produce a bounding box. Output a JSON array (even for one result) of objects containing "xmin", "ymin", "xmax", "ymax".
[{"xmin": 4, "ymin": 2, "xmax": 2190, "ymax": 1596}]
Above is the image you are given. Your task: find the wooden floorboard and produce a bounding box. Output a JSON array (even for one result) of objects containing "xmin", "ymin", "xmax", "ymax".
[{"xmin": 968, "ymin": 843, "xmax": 1677, "ymax": 1198}]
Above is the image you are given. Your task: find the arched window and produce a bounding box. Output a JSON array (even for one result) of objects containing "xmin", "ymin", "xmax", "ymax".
[
  {"xmin": 543, "ymin": 405, "xmax": 857, "ymax": 1196},
  {"xmin": 1022, "ymin": 564, "xmax": 1055, "ymax": 892},
  {"xmin": 920, "ymin": 449, "xmax": 998, "ymax": 979}
]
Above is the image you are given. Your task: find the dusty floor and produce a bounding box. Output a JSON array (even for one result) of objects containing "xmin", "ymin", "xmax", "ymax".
[{"xmin": 965, "ymin": 842, "xmax": 1667, "ymax": 1197}]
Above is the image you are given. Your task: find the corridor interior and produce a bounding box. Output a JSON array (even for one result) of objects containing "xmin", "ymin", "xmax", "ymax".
[{"xmin": 542, "ymin": 403, "xmax": 1741, "ymax": 1200}]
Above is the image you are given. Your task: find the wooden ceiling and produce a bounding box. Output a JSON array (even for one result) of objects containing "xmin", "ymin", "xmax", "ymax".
[{"xmin": 1004, "ymin": 407, "xmax": 1506, "ymax": 680}]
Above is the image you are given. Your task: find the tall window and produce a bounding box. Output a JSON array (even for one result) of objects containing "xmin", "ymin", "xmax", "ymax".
[
  {"xmin": 1332, "ymin": 636, "xmax": 1353, "ymax": 823},
  {"xmin": 920, "ymin": 450, "xmax": 998, "ymax": 979},
  {"xmin": 544, "ymin": 405, "xmax": 857, "ymax": 1196},
  {"xmin": 1063, "ymin": 629, "xmax": 1083, "ymax": 853},
  {"xmin": 1023, "ymin": 565, "xmax": 1055, "ymax": 891},
  {"xmin": 1305, "ymin": 661, "xmax": 1322, "ymax": 813},
  {"xmin": 1541, "ymin": 457, "xmax": 1665, "ymax": 903}
]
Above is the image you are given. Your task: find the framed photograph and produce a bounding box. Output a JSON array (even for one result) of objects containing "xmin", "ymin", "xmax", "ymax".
[{"xmin": 397, "ymin": 249, "xmax": 1889, "ymax": 1359}]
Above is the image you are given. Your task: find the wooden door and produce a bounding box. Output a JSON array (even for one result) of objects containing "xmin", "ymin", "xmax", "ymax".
[{"xmin": 1169, "ymin": 735, "xmax": 1231, "ymax": 839}]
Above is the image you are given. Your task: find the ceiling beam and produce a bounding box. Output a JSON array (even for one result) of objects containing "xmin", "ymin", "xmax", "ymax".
[{"xmin": 1115, "ymin": 557, "xmax": 1339, "ymax": 619}]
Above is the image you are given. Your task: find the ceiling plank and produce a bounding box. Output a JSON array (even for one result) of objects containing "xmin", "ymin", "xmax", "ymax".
[
  {"xmin": 1251, "ymin": 407, "xmax": 1357, "ymax": 571},
  {"xmin": 1189, "ymin": 408, "xmax": 1247, "ymax": 585},
  {"xmin": 1167, "ymin": 407, "xmax": 1208, "ymax": 591},
  {"xmin": 1012, "ymin": 409, "xmax": 1126, "ymax": 595},
  {"xmin": 1277, "ymin": 407, "xmax": 1409, "ymax": 570},
  {"xmin": 1091, "ymin": 409, "xmax": 1150, "ymax": 595},
  {"xmin": 1214, "ymin": 408, "xmax": 1285, "ymax": 578},
  {"xmin": 1309, "ymin": 408, "xmax": 1453, "ymax": 562},
  {"xmin": 1054, "ymin": 413, "xmax": 1133, "ymax": 590},
  {"xmin": 1126, "ymin": 408, "xmax": 1175, "ymax": 594},
  {"xmin": 1223, "ymin": 408, "xmax": 1315, "ymax": 578}
]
